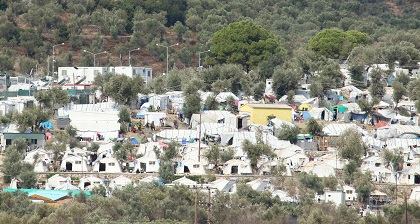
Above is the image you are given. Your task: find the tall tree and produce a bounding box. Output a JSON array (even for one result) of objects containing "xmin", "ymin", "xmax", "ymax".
[
  {"xmin": 242, "ymin": 138, "xmax": 273, "ymax": 174},
  {"xmin": 369, "ymin": 69, "xmax": 386, "ymax": 104},
  {"xmin": 210, "ymin": 20, "xmax": 281, "ymax": 72},
  {"xmin": 272, "ymin": 66, "xmax": 301, "ymax": 97},
  {"xmin": 336, "ymin": 128, "xmax": 367, "ymax": 165},
  {"xmin": 392, "ymin": 80, "xmax": 407, "ymax": 108}
]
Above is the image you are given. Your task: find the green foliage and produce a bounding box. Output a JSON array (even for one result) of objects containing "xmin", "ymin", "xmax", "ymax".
[
  {"xmin": 19, "ymin": 170, "xmax": 37, "ymax": 189},
  {"xmin": 118, "ymin": 106, "xmax": 131, "ymax": 124},
  {"xmin": 286, "ymin": 90, "xmax": 295, "ymax": 105},
  {"xmin": 204, "ymin": 144, "xmax": 234, "ymax": 166},
  {"xmin": 353, "ymin": 171, "xmax": 374, "ymax": 204},
  {"xmin": 298, "ymin": 172, "xmax": 325, "ymax": 194},
  {"xmin": 343, "ymin": 160, "xmax": 358, "ymax": 185},
  {"xmin": 369, "ymin": 69, "xmax": 386, "ymax": 103},
  {"xmin": 102, "ymin": 74, "xmax": 146, "ymax": 106},
  {"xmin": 210, "ymin": 20, "xmax": 281, "ymax": 71},
  {"xmin": 349, "ymin": 63, "xmax": 366, "ymax": 87},
  {"xmin": 276, "ymin": 124, "xmax": 300, "ymax": 144},
  {"xmin": 323, "ymin": 175, "xmax": 338, "ymax": 191},
  {"xmin": 253, "ymin": 81, "xmax": 266, "ymax": 101},
  {"xmin": 272, "ymin": 66, "xmax": 301, "ymax": 97},
  {"xmin": 382, "ymin": 148, "xmax": 404, "ymax": 172},
  {"xmin": 392, "ymin": 80, "xmax": 407, "ymax": 107},
  {"xmin": 308, "ymin": 29, "xmax": 370, "ymax": 59},
  {"xmin": 204, "ymin": 95, "xmax": 219, "ymax": 110},
  {"xmin": 2, "ymin": 138, "xmax": 35, "ymax": 184},
  {"xmin": 305, "ymin": 118, "xmax": 322, "ymax": 136},
  {"xmin": 242, "ymin": 139, "xmax": 273, "ymax": 174},
  {"xmin": 408, "ymin": 79, "xmax": 420, "ymax": 101},
  {"xmin": 336, "ymin": 128, "xmax": 367, "ymax": 165},
  {"xmin": 357, "ymin": 99, "xmax": 373, "ymax": 113}
]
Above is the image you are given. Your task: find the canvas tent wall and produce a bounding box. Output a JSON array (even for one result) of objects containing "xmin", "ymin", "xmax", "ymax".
[
  {"xmin": 69, "ymin": 110, "xmax": 120, "ymax": 141},
  {"xmin": 134, "ymin": 155, "xmax": 160, "ymax": 173},
  {"xmin": 78, "ymin": 176, "xmax": 104, "ymax": 190},
  {"xmin": 144, "ymin": 112, "xmax": 167, "ymax": 126},
  {"xmin": 308, "ymin": 108, "xmax": 333, "ymax": 121},
  {"xmin": 223, "ymin": 159, "xmax": 252, "ymax": 175},
  {"xmin": 46, "ymin": 174, "xmax": 70, "ymax": 190},
  {"xmin": 92, "ymin": 157, "xmax": 122, "ymax": 173},
  {"xmin": 176, "ymin": 159, "xmax": 206, "ymax": 175},
  {"xmin": 109, "ymin": 176, "xmax": 132, "ymax": 189},
  {"xmin": 60, "ymin": 155, "xmax": 89, "ymax": 172}
]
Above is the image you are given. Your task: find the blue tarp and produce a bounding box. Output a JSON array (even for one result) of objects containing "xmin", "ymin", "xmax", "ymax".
[
  {"xmin": 131, "ymin": 138, "xmax": 139, "ymax": 145},
  {"xmin": 350, "ymin": 112, "xmax": 368, "ymax": 123},
  {"xmin": 39, "ymin": 121, "xmax": 54, "ymax": 130},
  {"xmin": 302, "ymin": 111, "xmax": 311, "ymax": 120}
]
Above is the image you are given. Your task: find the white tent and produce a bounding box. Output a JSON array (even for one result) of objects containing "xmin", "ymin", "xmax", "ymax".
[
  {"xmin": 171, "ymin": 177, "xmax": 198, "ymax": 187},
  {"xmin": 223, "ymin": 159, "xmax": 252, "ymax": 175},
  {"xmin": 24, "ymin": 149, "xmax": 51, "ymax": 172},
  {"xmin": 78, "ymin": 176, "xmax": 104, "ymax": 190},
  {"xmin": 301, "ymin": 161, "xmax": 335, "ymax": 177},
  {"xmin": 55, "ymin": 182, "xmax": 79, "ymax": 190},
  {"xmin": 210, "ymin": 178, "xmax": 237, "ymax": 193},
  {"xmin": 109, "ymin": 175, "xmax": 132, "ymax": 189},
  {"xmin": 60, "ymin": 155, "xmax": 89, "ymax": 172},
  {"xmin": 197, "ymin": 122, "xmax": 238, "ymax": 136},
  {"xmin": 410, "ymin": 186, "xmax": 420, "ymax": 202},
  {"xmin": 177, "ymin": 159, "xmax": 206, "ymax": 175},
  {"xmin": 92, "ymin": 156, "xmax": 122, "ymax": 173},
  {"xmin": 144, "ymin": 112, "xmax": 166, "ymax": 126},
  {"xmin": 139, "ymin": 176, "xmax": 161, "ymax": 183},
  {"xmin": 308, "ymin": 108, "xmax": 334, "ymax": 121},
  {"xmin": 215, "ymin": 92, "xmax": 238, "ymax": 103},
  {"xmin": 46, "ymin": 174, "xmax": 70, "ymax": 190},
  {"xmin": 134, "ymin": 155, "xmax": 160, "ymax": 173}
]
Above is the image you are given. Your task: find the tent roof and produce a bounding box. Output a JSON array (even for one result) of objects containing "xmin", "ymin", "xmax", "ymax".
[
  {"xmin": 330, "ymin": 105, "xmax": 348, "ymax": 113},
  {"xmin": 374, "ymin": 121, "xmax": 390, "ymax": 129}
]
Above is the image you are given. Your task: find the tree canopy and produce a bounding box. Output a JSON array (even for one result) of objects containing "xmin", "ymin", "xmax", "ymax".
[{"xmin": 210, "ymin": 20, "xmax": 282, "ymax": 72}]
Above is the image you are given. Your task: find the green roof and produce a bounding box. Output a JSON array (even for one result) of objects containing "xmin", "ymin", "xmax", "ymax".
[
  {"xmin": 3, "ymin": 133, "xmax": 45, "ymax": 140},
  {"xmin": 3, "ymin": 188, "xmax": 92, "ymax": 201}
]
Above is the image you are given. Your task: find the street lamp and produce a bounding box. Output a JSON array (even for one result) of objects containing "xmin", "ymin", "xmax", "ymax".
[
  {"xmin": 83, "ymin": 50, "xmax": 107, "ymax": 67},
  {"xmin": 129, "ymin": 48, "xmax": 140, "ymax": 66},
  {"xmin": 156, "ymin": 43, "xmax": 179, "ymax": 75},
  {"xmin": 198, "ymin": 50, "xmax": 211, "ymax": 73},
  {"xmin": 52, "ymin": 43, "xmax": 64, "ymax": 77}
]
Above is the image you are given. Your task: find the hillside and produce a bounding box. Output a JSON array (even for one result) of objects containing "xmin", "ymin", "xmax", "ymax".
[{"xmin": 1, "ymin": 0, "xmax": 420, "ymax": 79}]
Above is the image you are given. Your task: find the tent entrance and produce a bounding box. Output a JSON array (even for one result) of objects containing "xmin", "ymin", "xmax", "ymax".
[
  {"xmin": 99, "ymin": 163, "xmax": 106, "ymax": 172},
  {"xmin": 84, "ymin": 182, "xmax": 91, "ymax": 188},
  {"xmin": 231, "ymin": 166, "xmax": 238, "ymax": 174},
  {"xmin": 184, "ymin": 166, "xmax": 190, "ymax": 173},
  {"xmin": 321, "ymin": 111, "xmax": 325, "ymax": 120},
  {"xmin": 415, "ymin": 175, "xmax": 420, "ymax": 184},
  {"xmin": 66, "ymin": 162, "xmax": 72, "ymax": 171},
  {"xmin": 140, "ymin": 163, "xmax": 146, "ymax": 172},
  {"xmin": 237, "ymin": 117, "xmax": 243, "ymax": 129}
]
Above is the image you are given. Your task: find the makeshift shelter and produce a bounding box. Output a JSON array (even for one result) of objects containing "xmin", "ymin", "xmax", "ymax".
[
  {"xmin": 301, "ymin": 161, "xmax": 335, "ymax": 177},
  {"xmin": 39, "ymin": 121, "xmax": 54, "ymax": 130},
  {"xmin": 144, "ymin": 112, "xmax": 166, "ymax": 127},
  {"xmin": 46, "ymin": 174, "xmax": 70, "ymax": 190},
  {"xmin": 23, "ymin": 148, "xmax": 51, "ymax": 172},
  {"xmin": 374, "ymin": 121, "xmax": 390, "ymax": 130},
  {"xmin": 131, "ymin": 137, "xmax": 139, "ymax": 145},
  {"xmin": 301, "ymin": 111, "xmax": 311, "ymax": 120},
  {"xmin": 139, "ymin": 176, "xmax": 161, "ymax": 184},
  {"xmin": 78, "ymin": 176, "xmax": 104, "ymax": 190},
  {"xmin": 223, "ymin": 159, "xmax": 252, "ymax": 175},
  {"xmin": 3, "ymin": 188, "xmax": 91, "ymax": 203},
  {"xmin": 410, "ymin": 186, "xmax": 420, "ymax": 202},
  {"xmin": 92, "ymin": 156, "xmax": 122, "ymax": 173},
  {"xmin": 247, "ymin": 179, "xmax": 271, "ymax": 191},
  {"xmin": 55, "ymin": 182, "xmax": 79, "ymax": 190},
  {"xmin": 109, "ymin": 176, "xmax": 132, "ymax": 189},
  {"xmin": 298, "ymin": 103, "xmax": 312, "ymax": 111},
  {"xmin": 210, "ymin": 178, "xmax": 237, "ymax": 193},
  {"xmin": 308, "ymin": 108, "xmax": 333, "ymax": 121},
  {"xmin": 171, "ymin": 177, "xmax": 198, "ymax": 187}
]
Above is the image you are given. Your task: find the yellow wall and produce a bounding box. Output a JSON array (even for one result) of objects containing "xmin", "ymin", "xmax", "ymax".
[{"xmin": 240, "ymin": 105, "xmax": 293, "ymax": 124}]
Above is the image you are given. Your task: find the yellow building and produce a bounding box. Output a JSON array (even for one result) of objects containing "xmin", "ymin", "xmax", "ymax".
[{"xmin": 239, "ymin": 103, "xmax": 293, "ymax": 124}]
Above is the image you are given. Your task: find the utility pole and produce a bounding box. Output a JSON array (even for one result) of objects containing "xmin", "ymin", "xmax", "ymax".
[
  {"xmin": 194, "ymin": 187, "xmax": 198, "ymax": 224},
  {"xmin": 405, "ymin": 192, "xmax": 408, "ymax": 224},
  {"xmin": 198, "ymin": 109, "xmax": 202, "ymax": 162},
  {"xmin": 207, "ymin": 188, "xmax": 211, "ymax": 224}
]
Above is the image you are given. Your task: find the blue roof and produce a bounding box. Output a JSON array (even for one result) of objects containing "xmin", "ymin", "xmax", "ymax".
[{"xmin": 3, "ymin": 188, "xmax": 92, "ymax": 201}]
